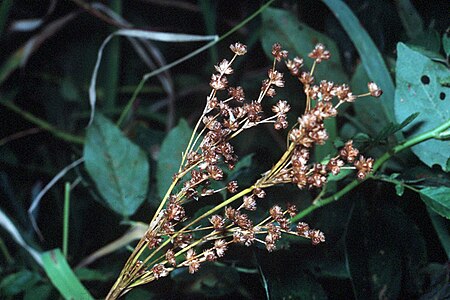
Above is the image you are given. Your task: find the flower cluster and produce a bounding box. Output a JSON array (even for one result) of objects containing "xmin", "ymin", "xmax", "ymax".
[{"xmin": 106, "ymin": 42, "xmax": 382, "ymax": 299}]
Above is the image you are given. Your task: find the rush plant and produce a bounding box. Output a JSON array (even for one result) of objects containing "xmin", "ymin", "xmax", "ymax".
[{"xmin": 106, "ymin": 42, "xmax": 383, "ymax": 299}]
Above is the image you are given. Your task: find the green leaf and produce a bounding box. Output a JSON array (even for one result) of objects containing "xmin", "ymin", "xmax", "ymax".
[
  {"xmin": 0, "ymin": 270, "xmax": 41, "ymax": 296},
  {"xmin": 156, "ymin": 119, "xmax": 191, "ymax": 198},
  {"xmin": 41, "ymin": 249, "xmax": 94, "ymax": 300},
  {"xmin": 260, "ymin": 7, "xmax": 348, "ymax": 83},
  {"xmin": 395, "ymin": 0, "xmax": 424, "ymax": 40},
  {"xmin": 351, "ymin": 64, "xmax": 390, "ymax": 137},
  {"xmin": 420, "ymin": 186, "xmax": 450, "ymax": 219},
  {"xmin": 84, "ymin": 113, "xmax": 149, "ymax": 216},
  {"xmin": 322, "ymin": 0, "xmax": 396, "ymax": 125},
  {"xmin": 24, "ymin": 285, "xmax": 53, "ymax": 300},
  {"xmin": 427, "ymin": 208, "xmax": 450, "ymax": 259},
  {"xmin": 443, "ymin": 28, "xmax": 450, "ymax": 57},
  {"xmin": 394, "ymin": 43, "xmax": 450, "ymax": 171},
  {"xmin": 395, "ymin": 183, "xmax": 405, "ymax": 196}
]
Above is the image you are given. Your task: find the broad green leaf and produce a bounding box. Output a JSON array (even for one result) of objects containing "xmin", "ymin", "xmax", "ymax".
[
  {"xmin": 322, "ymin": 0, "xmax": 396, "ymax": 125},
  {"xmin": 261, "ymin": 7, "xmax": 348, "ymax": 83},
  {"xmin": 394, "ymin": 43, "xmax": 450, "ymax": 171},
  {"xmin": 41, "ymin": 249, "xmax": 94, "ymax": 300},
  {"xmin": 156, "ymin": 119, "xmax": 191, "ymax": 198},
  {"xmin": 420, "ymin": 186, "xmax": 450, "ymax": 219},
  {"xmin": 346, "ymin": 200, "xmax": 426, "ymax": 299},
  {"xmin": 0, "ymin": 270, "xmax": 40, "ymax": 296},
  {"xmin": 84, "ymin": 113, "xmax": 149, "ymax": 216}
]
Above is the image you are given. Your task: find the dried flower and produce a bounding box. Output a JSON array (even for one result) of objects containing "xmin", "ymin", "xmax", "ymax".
[
  {"xmin": 286, "ymin": 56, "xmax": 304, "ymax": 76},
  {"xmin": 186, "ymin": 249, "xmax": 200, "ymax": 274},
  {"xmin": 152, "ymin": 264, "xmax": 169, "ymax": 279},
  {"xmin": 340, "ymin": 140, "xmax": 359, "ymax": 163},
  {"xmin": 243, "ymin": 195, "xmax": 257, "ymax": 211},
  {"xmin": 368, "ymin": 82, "xmax": 383, "ymax": 97},
  {"xmin": 210, "ymin": 74, "xmax": 228, "ymax": 90},
  {"xmin": 308, "ymin": 43, "xmax": 330, "ymax": 63},
  {"xmin": 354, "ymin": 155, "xmax": 374, "ymax": 180},
  {"xmin": 228, "ymin": 86, "xmax": 245, "ymax": 102},
  {"xmin": 268, "ymin": 69, "xmax": 284, "ymax": 87},
  {"xmin": 214, "ymin": 239, "xmax": 228, "ymax": 257},
  {"xmin": 271, "ymin": 43, "xmax": 288, "ymax": 61},
  {"xmin": 227, "ymin": 180, "xmax": 238, "ymax": 193},
  {"xmin": 272, "ymin": 100, "xmax": 291, "ymax": 114},
  {"xmin": 230, "ymin": 42, "xmax": 247, "ymax": 55},
  {"xmin": 165, "ymin": 249, "xmax": 176, "ymax": 266},
  {"xmin": 214, "ymin": 59, "xmax": 233, "ymax": 75},
  {"xmin": 209, "ymin": 215, "xmax": 225, "ymax": 230}
]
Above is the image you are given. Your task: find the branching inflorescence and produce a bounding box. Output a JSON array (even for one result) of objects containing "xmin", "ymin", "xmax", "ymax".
[{"xmin": 106, "ymin": 42, "xmax": 382, "ymax": 299}]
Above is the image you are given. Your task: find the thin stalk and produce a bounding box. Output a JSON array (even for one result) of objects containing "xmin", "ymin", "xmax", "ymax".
[
  {"xmin": 116, "ymin": 0, "xmax": 276, "ymax": 126},
  {"xmin": 63, "ymin": 182, "xmax": 71, "ymax": 258},
  {"xmin": 0, "ymin": 101, "xmax": 84, "ymax": 144},
  {"xmin": 291, "ymin": 118, "xmax": 450, "ymax": 222},
  {"xmin": 0, "ymin": 237, "xmax": 13, "ymax": 265}
]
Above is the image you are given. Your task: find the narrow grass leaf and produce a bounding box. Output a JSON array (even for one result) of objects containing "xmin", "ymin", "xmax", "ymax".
[
  {"xmin": 28, "ymin": 158, "xmax": 84, "ymax": 239},
  {"xmin": 84, "ymin": 114, "xmax": 149, "ymax": 216},
  {"xmin": 76, "ymin": 222, "xmax": 147, "ymax": 268},
  {"xmin": 322, "ymin": 0, "xmax": 396, "ymax": 123},
  {"xmin": 395, "ymin": 0, "xmax": 424, "ymax": 40},
  {"xmin": 42, "ymin": 249, "xmax": 94, "ymax": 300},
  {"xmin": 88, "ymin": 29, "xmax": 217, "ymax": 126},
  {"xmin": 0, "ymin": 208, "xmax": 42, "ymax": 266},
  {"xmin": 0, "ymin": 0, "xmax": 12, "ymax": 36}
]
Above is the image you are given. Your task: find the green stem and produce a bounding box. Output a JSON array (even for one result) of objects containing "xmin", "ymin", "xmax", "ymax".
[
  {"xmin": 63, "ymin": 182, "xmax": 71, "ymax": 258},
  {"xmin": 0, "ymin": 101, "xmax": 84, "ymax": 144},
  {"xmin": 291, "ymin": 118, "xmax": 450, "ymax": 222},
  {"xmin": 103, "ymin": 0, "xmax": 121, "ymax": 111},
  {"xmin": 116, "ymin": 0, "xmax": 276, "ymax": 127},
  {"xmin": 0, "ymin": 237, "xmax": 13, "ymax": 265}
]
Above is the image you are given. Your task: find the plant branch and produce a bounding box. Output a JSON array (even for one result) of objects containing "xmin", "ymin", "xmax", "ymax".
[
  {"xmin": 0, "ymin": 101, "xmax": 84, "ymax": 144},
  {"xmin": 291, "ymin": 118, "xmax": 450, "ymax": 222}
]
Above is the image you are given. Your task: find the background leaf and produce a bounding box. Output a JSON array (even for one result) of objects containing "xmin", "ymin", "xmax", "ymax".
[
  {"xmin": 394, "ymin": 43, "xmax": 450, "ymax": 171},
  {"xmin": 346, "ymin": 199, "xmax": 426, "ymax": 299},
  {"xmin": 420, "ymin": 186, "xmax": 450, "ymax": 219},
  {"xmin": 84, "ymin": 113, "xmax": 149, "ymax": 216},
  {"xmin": 261, "ymin": 7, "xmax": 348, "ymax": 83},
  {"xmin": 41, "ymin": 249, "xmax": 94, "ymax": 300},
  {"xmin": 322, "ymin": 0, "xmax": 397, "ymax": 125},
  {"xmin": 156, "ymin": 119, "xmax": 191, "ymax": 198}
]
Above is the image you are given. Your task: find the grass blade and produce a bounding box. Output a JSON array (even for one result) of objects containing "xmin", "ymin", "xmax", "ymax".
[
  {"xmin": 322, "ymin": 0, "xmax": 396, "ymax": 125},
  {"xmin": 88, "ymin": 29, "xmax": 218, "ymax": 126},
  {"xmin": 0, "ymin": 208, "xmax": 42, "ymax": 266},
  {"xmin": 0, "ymin": 0, "xmax": 12, "ymax": 36},
  {"xmin": 63, "ymin": 182, "xmax": 70, "ymax": 258},
  {"xmin": 42, "ymin": 248, "xmax": 94, "ymax": 300}
]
